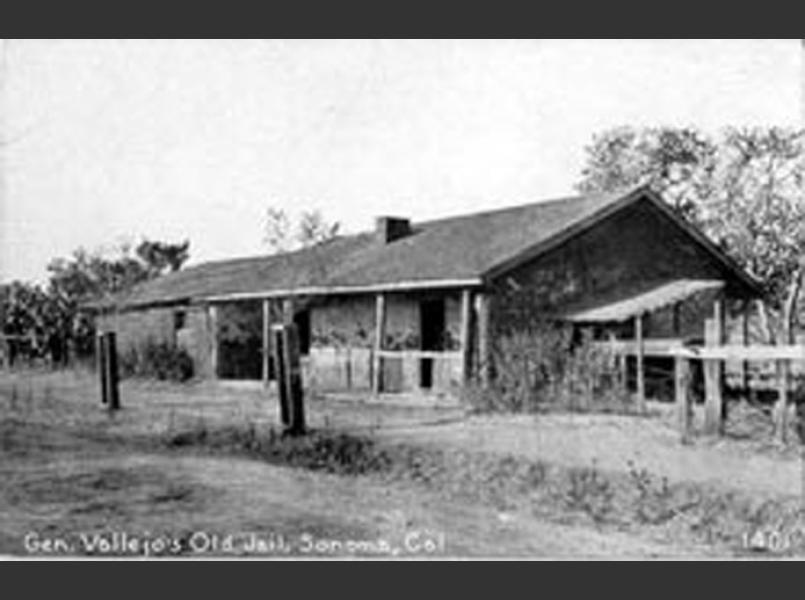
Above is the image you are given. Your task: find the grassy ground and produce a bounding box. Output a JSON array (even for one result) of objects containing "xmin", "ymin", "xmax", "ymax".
[{"xmin": 1, "ymin": 369, "xmax": 803, "ymax": 558}]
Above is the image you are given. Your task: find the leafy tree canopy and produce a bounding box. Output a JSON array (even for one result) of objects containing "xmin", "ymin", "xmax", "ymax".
[{"xmin": 578, "ymin": 126, "xmax": 804, "ymax": 309}]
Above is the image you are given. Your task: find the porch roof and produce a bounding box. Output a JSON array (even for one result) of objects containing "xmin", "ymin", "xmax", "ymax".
[{"xmin": 563, "ymin": 279, "xmax": 725, "ymax": 323}]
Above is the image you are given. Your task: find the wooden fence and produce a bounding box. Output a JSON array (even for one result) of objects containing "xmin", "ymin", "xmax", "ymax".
[{"xmin": 593, "ymin": 334, "xmax": 805, "ymax": 443}]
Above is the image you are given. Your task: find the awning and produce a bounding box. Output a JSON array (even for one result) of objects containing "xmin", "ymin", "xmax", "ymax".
[{"xmin": 564, "ymin": 279, "xmax": 725, "ymax": 323}]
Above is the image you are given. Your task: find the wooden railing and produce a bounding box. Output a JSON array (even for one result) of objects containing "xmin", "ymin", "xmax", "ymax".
[{"xmin": 593, "ymin": 338, "xmax": 805, "ymax": 442}]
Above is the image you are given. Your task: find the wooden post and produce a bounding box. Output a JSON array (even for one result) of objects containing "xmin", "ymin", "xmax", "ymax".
[
  {"xmin": 272, "ymin": 325, "xmax": 290, "ymax": 427},
  {"xmin": 715, "ymin": 295, "xmax": 727, "ymax": 424},
  {"xmin": 282, "ymin": 323, "xmax": 305, "ymax": 435},
  {"xmin": 741, "ymin": 301, "xmax": 751, "ymax": 393},
  {"xmin": 675, "ymin": 355, "xmax": 692, "ymax": 441},
  {"xmin": 208, "ymin": 304, "xmax": 219, "ymax": 379},
  {"xmin": 104, "ymin": 331, "xmax": 120, "ymax": 411},
  {"xmin": 672, "ymin": 302, "xmax": 681, "ymax": 337},
  {"xmin": 96, "ymin": 332, "xmax": 108, "ymax": 405},
  {"xmin": 262, "ymin": 299, "xmax": 273, "ymax": 387},
  {"xmin": 271, "ymin": 323, "xmax": 306, "ymax": 434},
  {"xmin": 459, "ymin": 289, "xmax": 473, "ymax": 384},
  {"xmin": 282, "ymin": 298, "xmax": 295, "ymax": 324},
  {"xmin": 703, "ymin": 317, "xmax": 724, "ymax": 435},
  {"xmin": 635, "ymin": 313, "xmax": 646, "ymax": 412},
  {"xmin": 775, "ymin": 352, "xmax": 790, "ymax": 444},
  {"xmin": 474, "ymin": 293, "xmax": 490, "ymax": 387},
  {"xmin": 372, "ymin": 293, "xmax": 386, "ymax": 396}
]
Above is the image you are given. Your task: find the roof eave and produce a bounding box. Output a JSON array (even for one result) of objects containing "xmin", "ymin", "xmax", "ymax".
[
  {"xmin": 480, "ymin": 185, "xmax": 763, "ymax": 299},
  {"xmin": 201, "ymin": 278, "xmax": 484, "ymax": 303}
]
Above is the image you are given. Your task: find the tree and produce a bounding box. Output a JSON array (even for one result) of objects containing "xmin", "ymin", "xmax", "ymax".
[
  {"xmin": 578, "ymin": 126, "xmax": 718, "ymax": 223},
  {"xmin": 263, "ymin": 207, "xmax": 292, "ymax": 254},
  {"xmin": 0, "ymin": 237, "xmax": 193, "ymax": 366},
  {"xmin": 135, "ymin": 239, "xmax": 190, "ymax": 275},
  {"xmin": 263, "ymin": 206, "xmax": 340, "ymax": 254},
  {"xmin": 297, "ymin": 210, "xmax": 340, "ymax": 248},
  {"xmin": 578, "ymin": 125, "xmax": 805, "ymax": 340}
]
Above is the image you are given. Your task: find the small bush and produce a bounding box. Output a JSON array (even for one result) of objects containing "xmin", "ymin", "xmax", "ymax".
[
  {"xmin": 120, "ymin": 339, "xmax": 194, "ymax": 382},
  {"xmin": 627, "ymin": 461, "xmax": 677, "ymax": 524},
  {"xmin": 563, "ymin": 463, "xmax": 615, "ymax": 524},
  {"xmin": 464, "ymin": 324, "xmax": 632, "ymax": 414}
]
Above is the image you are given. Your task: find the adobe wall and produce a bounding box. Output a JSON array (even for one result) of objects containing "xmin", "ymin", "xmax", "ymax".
[
  {"xmin": 97, "ymin": 304, "xmax": 213, "ymax": 378},
  {"xmin": 307, "ymin": 291, "xmax": 463, "ymax": 392},
  {"xmin": 491, "ymin": 198, "xmax": 741, "ymax": 339}
]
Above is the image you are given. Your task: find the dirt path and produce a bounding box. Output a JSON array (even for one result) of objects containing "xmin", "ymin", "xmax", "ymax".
[{"xmin": 1, "ymin": 446, "xmax": 707, "ymax": 559}]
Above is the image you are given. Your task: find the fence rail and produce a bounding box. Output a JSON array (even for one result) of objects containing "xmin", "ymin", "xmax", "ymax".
[
  {"xmin": 594, "ymin": 333, "xmax": 805, "ymax": 443},
  {"xmin": 592, "ymin": 340, "xmax": 805, "ymax": 362}
]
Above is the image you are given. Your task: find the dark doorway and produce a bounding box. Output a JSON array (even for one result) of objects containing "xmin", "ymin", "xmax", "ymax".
[
  {"xmin": 419, "ymin": 298, "xmax": 445, "ymax": 389},
  {"xmin": 293, "ymin": 310, "xmax": 311, "ymax": 356}
]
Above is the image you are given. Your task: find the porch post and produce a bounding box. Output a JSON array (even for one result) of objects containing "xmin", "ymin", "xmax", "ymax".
[
  {"xmin": 372, "ymin": 293, "xmax": 386, "ymax": 396},
  {"xmin": 262, "ymin": 298, "xmax": 273, "ymax": 387},
  {"xmin": 208, "ymin": 304, "xmax": 219, "ymax": 379},
  {"xmin": 741, "ymin": 300, "xmax": 751, "ymax": 393},
  {"xmin": 475, "ymin": 292, "xmax": 491, "ymax": 387},
  {"xmin": 282, "ymin": 297, "xmax": 295, "ymax": 325},
  {"xmin": 703, "ymin": 295, "xmax": 725, "ymax": 435},
  {"xmin": 459, "ymin": 289, "xmax": 473, "ymax": 384},
  {"xmin": 635, "ymin": 312, "xmax": 646, "ymax": 412}
]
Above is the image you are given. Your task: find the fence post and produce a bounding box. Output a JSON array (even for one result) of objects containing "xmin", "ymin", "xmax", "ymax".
[
  {"xmin": 774, "ymin": 352, "xmax": 789, "ymax": 444},
  {"xmin": 459, "ymin": 289, "xmax": 473, "ymax": 385},
  {"xmin": 283, "ymin": 323, "xmax": 305, "ymax": 435},
  {"xmin": 262, "ymin": 299, "xmax": 273, "ymax": 388},
  {"xmin": 272, "ymin": 323, "xmax": 305, "ymax": 435},
  {"xmin": 634, "ymin": 313, "xmax": 646, "ymax": 413},
  {"xmin": 475, "ymin": 293, "xmax": 491, "ymax": 388},
  {"xmin": 703, "ymin": 316, "xmax": 724, "ymax": 435},
  {"xmin": 97, "ymin": 332, "xmax": 108, "ymax": 405},
  {"xmin": 272, "ymin": 324, "xmax": 290, "ymax": 428},
  {"xmin": 371, "ymin": 293, "xmax": 386, "ymax": 396},
  {"xmin": 104, "ymin": 331, "xmax": 120, "ymax": 411},
  {"xmin": 675, "ymin": 354, "xmax": 692, "ymax": 441}
]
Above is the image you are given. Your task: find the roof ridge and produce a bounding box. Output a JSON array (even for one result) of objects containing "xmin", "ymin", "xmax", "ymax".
[{"xmin": 409, "ymin": 190, "xmax": 621, "ymax": 230}]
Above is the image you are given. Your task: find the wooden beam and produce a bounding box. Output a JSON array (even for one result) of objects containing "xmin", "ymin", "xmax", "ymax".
[
  {"xmin": 459, "ymin": 289, "xmax": 473, "ymax": 384},
  {"xmin": 377, "ymin": 349, "xmax": 463, "ymax": 360},
  {"xmin": 371, "ymin": 293, "xmax": 386, "ymax": 396},
  {"xmin": 104, "ymin": 331, "xmax": 120, "ymax": 411},
  {"xmin": 208, "ymin": 304, "xmax": 219, "ymax": 379},
  {"xmin": 475, "ymin": 293, "xmax": 491, "ymax": 387},
  {"xmin": 714, "ymin": 295, "xmax": 727, "ymax": 426},
  {"xmin": 672, "ymin": 301, "xmax": 681, "ymax": 337},
  {"xmin": 592, "ymin": 338, "xmax": 685, "ymax": 357},
  {"xmin": 635, "ymin": 313, "xmax": 646, "ymax": 412},
  {"xmin": 775, "ymin": 359, "xmax": 790, "ymax": 443},
  {"xmin": 282, "ymin": 298, "xmax": 295, "ymax": 325},
  {"xmin": 675, "ymin": 355, "xmax": 692, "ymax": 441},
  {"xmin": 667, "ymin": 344, "xmax": 805, "ymax": 361},
  {"xmin": 741, "ymin": 301, "xmax": 751, "ymax": 393},
  {"xmin": 703, "ymin": 316, "xmax": 724, "ymax": 435},
  {"xmin": 262, "ymin": 299, "xmax": 272, "ymax": 387}
]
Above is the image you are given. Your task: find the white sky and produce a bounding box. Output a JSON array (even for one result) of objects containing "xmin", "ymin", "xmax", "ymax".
[{"xmin": 1, "ymin": 39, "xmax": 801, "ymax": 283}]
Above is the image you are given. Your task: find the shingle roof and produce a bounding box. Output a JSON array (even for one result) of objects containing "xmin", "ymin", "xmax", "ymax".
[{"xmin": 103, "ymin": 186, "xmax": 758, "ymax": 309}]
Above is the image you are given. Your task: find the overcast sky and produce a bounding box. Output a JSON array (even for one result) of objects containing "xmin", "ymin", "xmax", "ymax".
[{"xmin": 1, "ymin": 39, "xmax": 801, "ymax": 283}]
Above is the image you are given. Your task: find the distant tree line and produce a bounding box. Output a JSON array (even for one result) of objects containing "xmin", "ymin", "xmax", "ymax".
[{"xmin": 0, "ymin": 239, "xmax": 190, "ymax": 367}]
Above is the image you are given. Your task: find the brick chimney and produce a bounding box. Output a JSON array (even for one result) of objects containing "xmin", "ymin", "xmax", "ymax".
[{"xmin": 375, "ymin": 216, "xmax": 411, "ymax": 244}]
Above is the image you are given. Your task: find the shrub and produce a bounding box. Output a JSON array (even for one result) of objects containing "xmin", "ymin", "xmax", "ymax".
[
  {"xmin": 120, "ymin": 339, "xmax": 194, "ymax": 382},
  {"xmin": 464, "ymin": 323, "xmax": 631, "ymax": 414},
  {"xmin": 563, "ymin": 463, "xmax": 615, "ymax": 524}
]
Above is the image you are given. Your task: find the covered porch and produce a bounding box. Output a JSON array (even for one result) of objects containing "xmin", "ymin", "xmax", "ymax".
[
  {"xmin": 564, "ymin": 278, "xmax": 754, "ymax": 408},
  {"xmin": 202, "ymin": 282, "xmax": 489, "ymax": 397}
]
